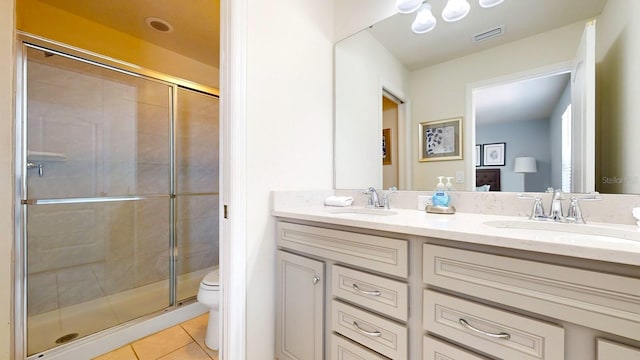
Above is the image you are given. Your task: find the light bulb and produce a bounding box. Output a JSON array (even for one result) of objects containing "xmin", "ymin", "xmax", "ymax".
[
  {"xmin": 396, "ymin": 0, "xmax": 423, "ymax": 14},
  {"xmin": 411, "ymin": 3, "xmax": 437, "ymax": 34},
  {"xmin": 442, "ymin": 0, "xmax": 471, "ymax": 22},
  {"xmin": 479, "ymin": 0, "xmax": 504, "ymax": 8}
]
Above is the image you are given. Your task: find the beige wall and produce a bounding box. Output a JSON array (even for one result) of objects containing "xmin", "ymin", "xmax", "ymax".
[
  {"xmin": 1, "ymin": 0, "xmax": 15, "ymax": 358},
  {"xmin": 16, "ymin": 0, "xmax": 219, "ymax": 89},
  {"xmin": 410, "ymin": 21, "xmax": 585, "ymax": 191},
  {"xmin": 334, "ymin": 0, "xmax": 396, "ymax": 42},
  {"xmin": 596, "ymin": 0, "xmax": 640, "ymax": 194}
]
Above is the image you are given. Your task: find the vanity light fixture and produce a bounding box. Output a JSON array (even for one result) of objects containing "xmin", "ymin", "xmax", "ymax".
[
  {"xmin": 479, "ymin": 0, "xmax": 504, "ymax": 8},
  {"xmin": 442, "ymin": 0, "xmax": 471, "ymax": 22},
  {"xmin": 397, "ymin": 0, "xmax": 505, "ymax": 34},
  {"xmin": 412, "ymin": 3, "xmax": 437, "ymax": 34},
  {"xmin": 396, "ymin": 0, "xmax": 424, "ymax": 14}
]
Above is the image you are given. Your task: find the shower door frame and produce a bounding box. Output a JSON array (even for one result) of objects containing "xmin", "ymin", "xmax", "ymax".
[{"xmin": 14, "ymin": 32, "xmax": 220, "ymax": 360}]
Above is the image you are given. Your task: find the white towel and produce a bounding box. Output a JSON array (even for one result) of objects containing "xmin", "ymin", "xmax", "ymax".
[{"xmin": 324, "ymin": 196, "xmax": 354, "ymax": 207}]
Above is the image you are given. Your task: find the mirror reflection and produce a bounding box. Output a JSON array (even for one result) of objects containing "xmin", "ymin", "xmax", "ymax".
[{"xmin": 334, "ymin": 0, "xmax": 640, "ymax": 194}]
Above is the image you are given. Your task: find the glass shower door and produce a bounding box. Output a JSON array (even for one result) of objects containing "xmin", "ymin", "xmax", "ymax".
[
  {"xmin": 175, "ymin": 88, "xmax": 220, "ymax": 302},
  {"xmin": 23, "ymin": 46, "xmax": 173, "ymax": 355}
]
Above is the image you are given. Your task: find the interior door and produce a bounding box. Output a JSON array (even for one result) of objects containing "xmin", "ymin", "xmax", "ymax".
[{"xmin": 570, "ymin": 20, "xmax": 596, "ymax": 193}]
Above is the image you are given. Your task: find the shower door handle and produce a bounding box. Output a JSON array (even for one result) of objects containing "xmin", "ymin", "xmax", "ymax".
[{"xmin": 27, "ymin": 162, "xmax": 44, "ymax": 177}]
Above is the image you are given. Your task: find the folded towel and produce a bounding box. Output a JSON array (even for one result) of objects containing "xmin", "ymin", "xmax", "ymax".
[{"xmin": 324, "ymin": 196, "xmax": 354, "ymax": 207}]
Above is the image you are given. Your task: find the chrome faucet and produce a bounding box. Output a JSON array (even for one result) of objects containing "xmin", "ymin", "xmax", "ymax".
[
  {"xmin": 518, "ymin": 190, "xmax": 601, "ymax": 224},
  {"xmin": 548, "ymin": 189, "xmax": 564, "ymax": 221},
  {"xmin": 363, "ymin": 187, "xmax": 381, "ymax": 208},
  {"xmin": 363, "ymin": 186, "xmax": 398, "ymax": 209},
  {"xmin": 382, "ymin": 186, "xmax": 398, "ymax": 209}
]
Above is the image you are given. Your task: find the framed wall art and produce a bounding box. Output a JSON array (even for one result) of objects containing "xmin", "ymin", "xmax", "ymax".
[
  {"xmin": 382, "ymin": 128, "xmax": 391, "ymax": 165},
  {"xmin": 483, "ymin": 142, "xmax": 506, "ymax": 166},
  {"xmin": 475, "ymin": 144, "xmax": 482, "ymax": 167},
  {"xmin": 419, "ymin": 117, "xmax": 463, "ymax": 162}
]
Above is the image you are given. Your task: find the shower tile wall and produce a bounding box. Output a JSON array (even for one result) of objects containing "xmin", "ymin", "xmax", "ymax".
[{"xmin": 24, "ymin": 48, "xmax": 219, "ymax": 354}]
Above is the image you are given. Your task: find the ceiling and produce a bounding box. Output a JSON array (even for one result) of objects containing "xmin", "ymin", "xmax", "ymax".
[
  {"xmin": 368, "ymin": 0, "xmax": 607, "ymax": 70},
  {"xmin": 37, "ymin": 0, "xmax": 220, "ymax": 68},
  {"xmin": 475, "ymin": 72, "xmax": 571, "ymax": 125},
  {"xmin": 362, "ymin": 0, "xmax": 607, "ymax": 126}
]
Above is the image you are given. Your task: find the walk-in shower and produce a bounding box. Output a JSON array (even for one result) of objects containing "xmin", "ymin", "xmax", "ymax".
[{"xmin": 15, "ymin": 36, "xmax": 220, "ymax": 357}]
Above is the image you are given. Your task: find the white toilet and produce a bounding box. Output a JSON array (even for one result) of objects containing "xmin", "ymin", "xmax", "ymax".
[{"xmin": 197, "ymin": 268, "xmax": 220, "ymax": 350}]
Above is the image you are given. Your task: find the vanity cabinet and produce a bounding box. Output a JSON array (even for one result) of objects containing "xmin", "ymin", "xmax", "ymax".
[
  {"xmin": 277, "ymin": 221, "xmax": 409, "ymax": 360},
  {"xmin": 597, "ymin": 338, "xmax": 640, "ymax": 359},
  {"xmin": 275, "ymin": 219, "xmax": 640, "ymax": 360},
  {"xmin": 422, "ymin": 243, "xmax": 640, "ymax": 360},
  {"xmin": 276, "ymin": 250, "xmax": 324, "ymax": 360}
]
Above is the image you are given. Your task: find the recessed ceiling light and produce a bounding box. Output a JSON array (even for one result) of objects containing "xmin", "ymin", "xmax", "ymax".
[{"xmin": 145, "ymin": 17, "xmax": 174, "ymax": 33}]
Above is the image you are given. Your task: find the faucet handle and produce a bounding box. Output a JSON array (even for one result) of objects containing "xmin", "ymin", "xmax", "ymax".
[
  {"xmin": 565, "ymin": 192, "xmax": 601, "ymax": 224},
  {"xmin": 382, "ymin": 186, "xmax": 398, "ymax": 209},
  {"xmin": 565, "ymin": 197, "xmax": 585, "ymax": 224},
  {"xmin": 517, "ymin": 194, "xmax": 546, "ymax": 220}
]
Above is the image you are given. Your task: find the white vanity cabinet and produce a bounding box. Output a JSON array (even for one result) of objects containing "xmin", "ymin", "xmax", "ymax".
[
  {"xmin": 597, "ymin": 338, "xmax": 640, "ymax": 359},
  {"xmin": 422, "ymin": 243, "xmax": 640, "ymax": 360},
  {"xmin": 276, "ymin": 250, "xmax": 324, "ymax": 360},
  {"xmin": 276, "ymin": 221, "xmax": 409, "ymax": 360},
  {"xmin": 275, "ymin": 217, "xmax": 640, "ymax": 359}
]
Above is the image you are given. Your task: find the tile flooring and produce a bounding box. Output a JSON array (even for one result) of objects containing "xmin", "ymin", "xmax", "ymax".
[{"xmin": 93, "ymin": 314, "xmax": 218, "ymax": 360}]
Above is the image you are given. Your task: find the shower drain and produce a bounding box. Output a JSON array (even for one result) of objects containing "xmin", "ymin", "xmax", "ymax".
[{"xmin": 55, "ymin": 333, "xmax": 79, "ymax": 344}]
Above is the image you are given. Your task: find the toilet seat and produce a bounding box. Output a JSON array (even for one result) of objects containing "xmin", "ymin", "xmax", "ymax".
[{"xmin": 200, "ymin": 269, "xmax": 220, "ymax": 291}]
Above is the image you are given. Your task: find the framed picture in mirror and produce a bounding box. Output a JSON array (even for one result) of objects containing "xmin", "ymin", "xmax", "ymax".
[
  {"xmin": 382, "ymin": 128, "xmax": 391, "ymax": 165},
  {"xmin": 419, "ymin": 117, "xmax": 463, "ymax": 162},
  {"xmin": 483, "ymin": 142, "xmax": 506, "ymax": 166}
]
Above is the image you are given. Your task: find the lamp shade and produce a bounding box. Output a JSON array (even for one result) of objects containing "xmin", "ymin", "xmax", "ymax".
[
  {"xmin": 514, "ymin": 157, "xmax": 537, "ymax": 173},
  {"xmin": 412, "ymin": 3, "xmax": 437, "ymax": 34},
  {"xmin": 396, "ymin": 0, "xmax": 423, "ymax": 14},
  {"xmin": 442, "ymin": 0, "xmax": 471, "ymax": 22}
]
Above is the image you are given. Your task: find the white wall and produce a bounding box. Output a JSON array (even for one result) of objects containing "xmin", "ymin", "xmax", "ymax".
[
  {"xmin": 410, "ymin": 21, "xmax": 585, "ymax": 191},
  {"xmin": 335, "ymin": 31, "xmax": 409, "ymax": 189},
  {"xmin": 0, "ymin": 1, "xmax": 14, "ymax": 359},
  {"xmin": 334, "ymin": 0, "xmax": 396, "ymax": 42},
  {"xmin": 245, "ymin": 0, "xmax": 334, "ymax": 358}
]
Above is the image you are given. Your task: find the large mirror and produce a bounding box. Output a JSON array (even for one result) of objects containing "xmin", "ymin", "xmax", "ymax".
[{"xmin": 334, "ymin": 0, "xmax": 640, "ymax": 194}]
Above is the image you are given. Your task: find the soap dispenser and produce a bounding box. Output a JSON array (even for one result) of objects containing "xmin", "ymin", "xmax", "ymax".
[
  {"xmin": 431, "ymin": 176, "xmax": 448, "ymax": 206},
  {"xmin": 445, "ymin": 177, "xmax": 455, "ymax": 195},
  {"xmin": 426, "ymin": 176, "xmax": 456, "ymax": 214}
]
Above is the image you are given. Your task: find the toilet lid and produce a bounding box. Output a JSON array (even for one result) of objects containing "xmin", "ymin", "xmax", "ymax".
[{"xmin": 202, "ymin": 269, "xmax": 220, "ymax": 286}]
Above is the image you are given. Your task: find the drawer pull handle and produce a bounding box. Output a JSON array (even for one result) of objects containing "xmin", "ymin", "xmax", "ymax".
[
  {"xmin": 459, "ymin": 319, "xmax": 511, "ymax": 340},
  {"xmin": 353, "ymin": 321, "xmax": 382, "ymax": 337},
  {"xmin": 312, "ymin": 275, "xmax": 320, "ymax": 284},
  {"xmin": 352, "ymin": 283, "xmax": 381, "ymax": 296}
]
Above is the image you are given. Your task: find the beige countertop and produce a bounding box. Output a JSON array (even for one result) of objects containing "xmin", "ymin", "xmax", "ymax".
[{"xmin": 273, "ymin": 205, "xmax": 640, "ymax": 266}]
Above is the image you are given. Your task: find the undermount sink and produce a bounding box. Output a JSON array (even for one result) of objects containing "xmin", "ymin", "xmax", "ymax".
[
  {"xmin": 325, "ymin": 208, "xmax": 398, "ymax": 216},
  {"xmin": 483, "ymin": 220, "xmax": 640, "ymax": 242}
]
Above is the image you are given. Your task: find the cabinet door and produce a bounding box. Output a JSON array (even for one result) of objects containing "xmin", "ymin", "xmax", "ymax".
[
  {"xmin": 597, "ymin": 339, "xmax": 640, "ymax": 359},
  {"xmin": 276, "ymin": 250, "xmax": 324, "ymax": 360}
]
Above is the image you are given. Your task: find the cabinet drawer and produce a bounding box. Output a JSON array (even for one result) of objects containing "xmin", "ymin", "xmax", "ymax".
[
  {"xmin": 424, "ymin": 290, "xmax": 564, "ymax": 360},
  {"xmin": 332, "ymin": 300, "xmax": 407, "ymax": 359},
  {"xmin": 331, "ymin": 333, "xmax": 389, "ymax": 360},
  {"xmin": 423, "ymin": 244, "xmax": 640, "ymax": 340},
  {"xmin": 332, "ymin": 265, "xmax": 408, "ymax": 322},
  {"xmin": 597, "ymin": 338, "xmax": 640, "ymax": 359},
  {"xmin": 278, "ymin": 222, "xmax": 408, "ymax": 278},
  {"xmin": 423, "ymin": 336, "xmax": 490, "ymax": 360}
]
